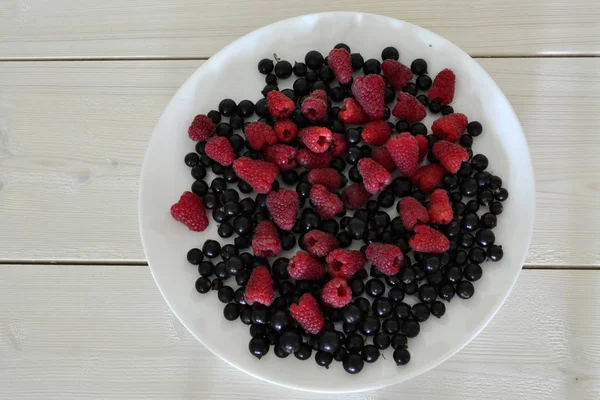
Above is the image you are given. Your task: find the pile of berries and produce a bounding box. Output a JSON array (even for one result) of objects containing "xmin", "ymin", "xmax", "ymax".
[{"xmin": 171, "ymin": 44, "xmax": 508, "ymax": 374}]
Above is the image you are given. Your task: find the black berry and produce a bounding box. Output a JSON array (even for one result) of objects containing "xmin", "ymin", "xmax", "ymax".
[{"xmin": 381, "ymin": 46, "xmax": 399, "ymax": 60}]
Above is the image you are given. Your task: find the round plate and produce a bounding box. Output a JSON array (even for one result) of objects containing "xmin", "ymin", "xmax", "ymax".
[{"xmin": 139, "ymin": 12, "xmax": 535, "ymax": 393}]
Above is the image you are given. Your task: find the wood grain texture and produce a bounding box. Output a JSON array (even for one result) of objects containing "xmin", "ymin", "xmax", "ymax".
[
  {"xmin": 0, "ymin": 1, "xmax": 599, "ymax": 59},
  {"xmin": 1, "ymin": 58, "xmax": 599, "ymax": 265},
  {"xmin": 0, "ymin": 266, "xmax": 598, "ymax": 399}
]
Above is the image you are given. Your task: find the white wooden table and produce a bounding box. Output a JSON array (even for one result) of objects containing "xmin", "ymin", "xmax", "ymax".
[{"xmin": 1, "ymin": 2, "xmax": 600, "ymax": 399}]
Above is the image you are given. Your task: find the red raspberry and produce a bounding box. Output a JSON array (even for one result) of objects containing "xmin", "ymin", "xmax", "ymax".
[
  {"xmin": 329, "ymin": 133, "xmax": 347, "ymax": 156},
  {"xmin": 310, "ymin": 184, "xmax": 344, "ymax": 219},
  {"xmin": 267, "ymin": 90, "xmax": 296, "ymax": 118},
  {"xmin": 264, "ymin": 144, "xmax": 297, "ymax": 171},
  {"xmin": 432, "ymin": 140, "xmax": 469, "ymax": 173},
  {"xmin": 399, "ymin": 196, "xmax": 429, "ymax": 231},
  {"xmin": 303, "ymin": 229, "xmax": 339, "ymax": 258},
  {"xmin": 381, "ymin": 59, "xmax": 413, "ymax": 90},
  {"xmin": 273, "ymin": 118, "xmax": 298, "ymax": 143},
  {"xmin": 244, "ymin": 266, "xmax": 274, "ymax": 306},
  {"xmin": 299, "ymin": 126, "xmax": 333, "ymax": 153},
  {"xmin": 170, "ymin": 191, "xmax": 209, "ymax": 232},
  {"xmin": 288, "ymin": 251, "xmax": 325, "ymax": 280},
  {"xmin": 188, "ymin": 114, "xmax": 215, "ymax": 141},
  {"xmin": 328, "ymin": 48, "xmax": 353, "ymax": 84},
  {"xmin": 245, "ymin": 121, "xmax": 277, "ymax": 150},
  {"xmin": 432, "ymin": 113, "xmax": 468, "ymax": 143},
  {"xmin": 252, "ymin": 220, "xmax": 282, "ymax": 258},
  {"xmin": 310, "ymin": 89, "xmax": 328, "ymax": 102},
  {"xmin": 365, "ymin": 243, "xmax": 404, "ymax": 276},
  {"xmin": 266, "ymin": 188, "xmax": 299, "ymax": 231},
  {"xmin": 321, "ymin": 278, "xmax": 352, "ymax": 308},
  {"xmin": 290, "ymin": 293, "xmax": 324, "ymax": 335},
  {"xmin": 204, "ymin": 136, "xmax": 234, "ymax": 166},
  {"xmin": 326, "ymin": 249, "xmax": 366, "ymax": 279},
  {"xmin": 361, "ymin": 120, "xmax": 391, "ymax": 146},
  {"xmin": 338, "ymin": 98, "xmax": 369, "ymax": 125},
  {"xmin": 386, "ymin": 133, "xmax": 419, "ymax": 177},
  {"xmin": 392, "ymin": 93, "xmax": 426, "ymax": 123},
  {"xmin": 415, "ymin": 134, "xmax": 428, "ymax": 163},
  {"xmin": 409, "ymin": 224, "xmax": 450, "ymax": 254},
  {"xmin": 357, "ymin": 158, "xmax": 392, "ymax": 194},
  {"xmin": 233, "ymin": 157, "xmax": 279, "ymax": 194},
  {"xmin": 307, "ymin": 168, "xmax": 341, "ymax": 191},
  {"xmin": 352, "ymin": 74, "xmax": 386, "ymax": 120},
  {"xmin": 371, "ymin": 147, "xmax": 396, "ymax": 173},
  {"xmin": 296, "ymin": 148, "xmax": 332, "ymax": 170},
  {"xmin": 429, "ymin": 188, "xmax": 453, "ymax": 225},
  {"xmin": 412, "ymin": 163, "xmax": 446, "ymax": 193},
  {"xmin": 342, "ymin": 183, "xmax": 371, "ymax": 210},
  {"xmin": 428, "ymin": 68, "xmax": 456, "ymax": 105},
  {"xmin": 301, "ymin": 92, "xmax": 328, "ymax": 123}
]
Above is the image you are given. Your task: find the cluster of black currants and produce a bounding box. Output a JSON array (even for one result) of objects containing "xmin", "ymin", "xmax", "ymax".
[{"xmin": 182, "ymin": 43, "xmax": 509, "ymax": 374}]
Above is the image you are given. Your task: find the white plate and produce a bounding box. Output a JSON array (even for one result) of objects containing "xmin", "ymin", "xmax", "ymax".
[{"xmin": 139, "ymin": 12, "xmax": 535, "ymax": 393}]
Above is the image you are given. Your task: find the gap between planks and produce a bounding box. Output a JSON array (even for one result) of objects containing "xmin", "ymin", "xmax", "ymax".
[
  {"xmin": 0, "ymin": 261, "xmax": 597, "ymax": 270},
  {"xmin": 1, "ymin": 54, "xmax": 600, "ymax": 62}
]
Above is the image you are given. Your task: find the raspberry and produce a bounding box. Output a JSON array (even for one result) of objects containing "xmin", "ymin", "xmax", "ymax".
[
  {"xmin": 252, "ymin": 220, "xmax": 282, "ymax": 258},
  {"xmin": 432, "ymin": 140, "xmax": 469, "ymax": 173},
  {"xmin": 299, "ymin": 126, "xmax": 333, "ymax": 153},
  {"xmin": 365, "ymin": 243, "xmax": 404, "ymax": 276},
  {"xmin": 273, "ymin": 118, "xmax": 298, "ymax": 143},
  {"xmin": 381, "ymin": 59, "xmax": 413, "ymax": 90},
  {"xmin": 244, "ymin": 121, "xmax": 277, "ymax": 150},
  {"xmin": 301, "ymin": 92, "xmax": 328, "ymax": 122},
  {"xmin": 307, "ymin": 168, "xmax": 341, "ymax": 191},
  {"xmin": 303, "ymin": 229, "xmax": 339, "ymax": 258},
  {"xmin": 429, "ymin": 188, "xmax": 453, "ymax": 225},
  {"xmin": 296, "ymin": 148, "xmax": 332, "ymax": 170},
  {"xmin": 267, "ymin": 90, "xmax": 296, "ymax": 118},
  {"xmin": 357, "ymin": 158, "xmax": 392, "ymax": 194},
  {"xmin": 352, "ymin": 74, "xmax": 386, "ymax": 120},
  {"xmin": 392, "ymin": 93, "xmax": 426, "ymax": 123},
  {"xmin": 288, "ymin": 251, "xmax": 325, "ymax": 280},
  {"xmin": 233, "ymin": 157, "xmax": 279, "ymax": 194},
  {"xmin": 310, "ymin": 184, "xmax": 344, "ymax": 219},
  {"xmin": 290, "ymin": 293, "xmax": 324, "ymax": 335},
  {"xmin": 428, "ymin": 68, "xmax": 455, "ymax": 105},
  {"xmin": 409, "ymin": 224, "xmax": 450, "ymax": 254},
  {"xmin": 188, "ymin": 114, "xmax": 216, "ymax": 141},
  {"xmin": 412, "ymin": 163, "xmax": 446, "ymax": 193},
  {"xmin": 415, "ymin": 134, "xmax": 428, "ymax": 163},
  {"xmin": 328, "ymin": 48, "xmax": 353, "ymax": 84},
  {"xmin": 310, "ymin": 89, "xmax": 328, "ymax": 102},
  {"xmin": 398, "ymin": 196, "xmax": 429, "ymax": 231},
  {"xmin": 264, "ymin": 144, "xmax": 298, "ymax": 171},
  {"xmin": 386, "ymin": 133, "xmax": 419, "ymax": 178},
  {"xmin": 204, "ymin": 136, "xmax": 235, "ymax": 166},
  {"xmin": 266, "ymin": 188, "xmax": 299, "ymax": 231},
  {"xmin": 321, "ymin": 278, "xmax": 352, "ymax": 308},
  {"xmin": 244, "ymin": 266, "xmax": 274, "ymax": 306},
  {"xmin": 170, "ymin": 191, "xmax": 209, "ymax": 232},
  {"xmin": 371, "ymin": 147, "xmax": 396, "ymax": 173},
  {"xmin": 432, "ymin": 113, "xmax": 468, "ymax": 143},
  {"xmin": 342, "ymin": 183, "xmax": 371, "ymax": 210},
  {"xmin": 338, "ymin": 98, "xmax": 369, "ymax": 125},
  {"xmin": 329, "ymin": 133, "xmax": 347, "ymax": 156},
  {"xmin": 326, "ymin": 249, "xmax": 366, "ymax": 279},
  {"xmin": 361, "ymin": 120, "xmax": 391, "ymax": 146}
]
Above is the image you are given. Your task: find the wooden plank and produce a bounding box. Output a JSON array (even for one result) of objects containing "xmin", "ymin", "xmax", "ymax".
[
  {"xmin": 0, "ymin": 1, "xmax": 599, "ymax": 59},
  {"xmin": 0, "ymin": 58, "xmax": 599, "ymax": 265},
  {"xmin": 0, "ymin": 266, "xmax": 599, "ymax": 399}
]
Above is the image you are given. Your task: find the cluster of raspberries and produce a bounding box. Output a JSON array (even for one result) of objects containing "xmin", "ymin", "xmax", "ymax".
[{"xmin": 169, "ymin": 43, "xmax": 505, "ymax": 374}]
